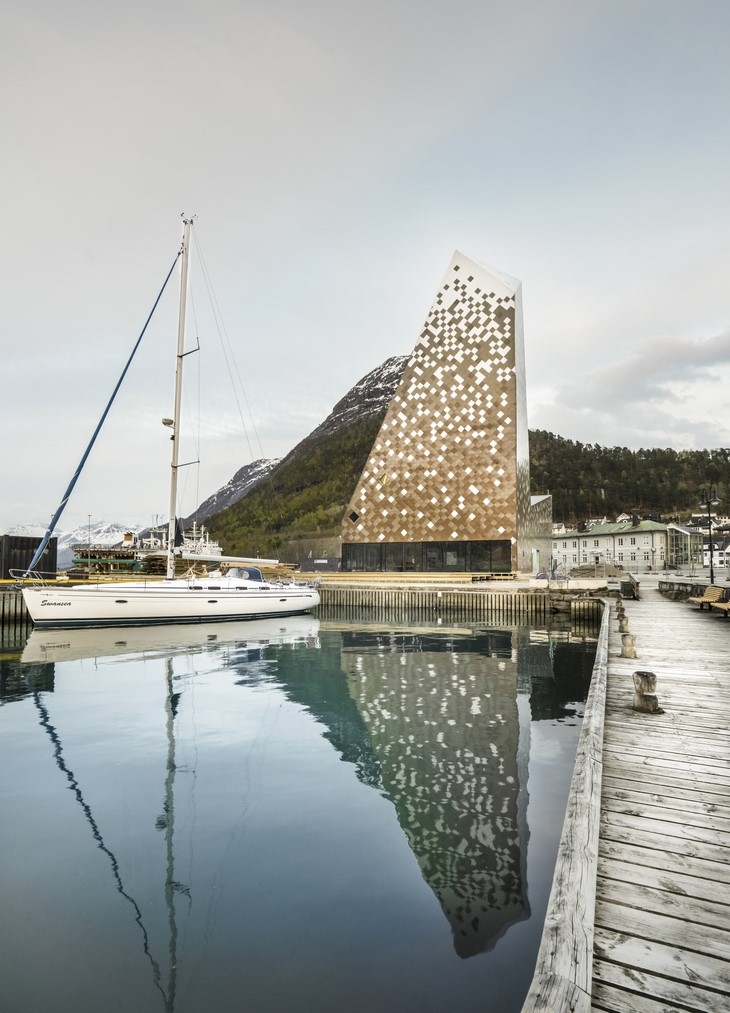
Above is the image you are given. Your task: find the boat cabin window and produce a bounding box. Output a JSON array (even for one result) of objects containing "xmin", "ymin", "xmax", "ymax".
[{"xmin": 226, "ymin": 566, "xmax": 265, "ymax": 582}]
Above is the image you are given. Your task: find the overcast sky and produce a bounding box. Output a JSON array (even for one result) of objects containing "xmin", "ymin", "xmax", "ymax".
[{"xmin": 3, "ymin": 0, "xmax": 729, "ymax": 533}]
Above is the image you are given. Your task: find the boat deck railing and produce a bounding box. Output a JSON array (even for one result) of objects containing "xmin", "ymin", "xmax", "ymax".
[{"xmin": 9, "ymin": 569, "xmax": 168, "ymax": 587}]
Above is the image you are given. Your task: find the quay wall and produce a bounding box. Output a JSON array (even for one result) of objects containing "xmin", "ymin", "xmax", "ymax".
[
  {"xmin": 0, "ymin": 587, "xmax": 28, "ymax": 627},
  {"xmin": 318, "ymin": 583, "xmax": 602, "ymax": 623},
  {"xmin": 0, "ymin": 587, "xmax": 32, "ymax": 650}
]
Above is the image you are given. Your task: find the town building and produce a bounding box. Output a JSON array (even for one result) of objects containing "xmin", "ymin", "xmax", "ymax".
[
  {"xmin": 552, "ymin": 520, "xmax": 668, "ymax": 572},
  {"xmin": 340, "ymin": 252, "xmax": 551, "ymax": 573},
  {"xmin": 666, "ymin": 523, "xmax": 703, "ymax": 569}
]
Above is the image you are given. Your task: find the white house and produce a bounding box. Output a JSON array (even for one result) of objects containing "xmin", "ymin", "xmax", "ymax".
[{"xmin": 552, "ymin": 520, "xmax": 668, "ymax": 572}]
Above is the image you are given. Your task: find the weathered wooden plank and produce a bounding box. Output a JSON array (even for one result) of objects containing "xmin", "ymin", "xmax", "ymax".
[
  {"xmin": 599, "ymin": 854, "xmax": 728, "ymax": 911},
  {"xmin": 597, "ymin": 837, "xmax": 730, "ymax": 884},
  {"xmin": 607, "ymin": 737, "xmax": 730, "ymax": 758},
  {"xmin": 598, "ymin": 822, "xmax": 730, "ymax": 867},
  {"xmin": 591, "ymin": 967, "xmax": 723, "ymax": 1013},
  {"xmin": 601, "ymin": 750, "xmax": 730, "ymax": 780},
  {"xmin": 600, "ymin": 794, "xmax": 730, "ymax": 831},
  {"xmin": 601, "ymin": 768, "xmax": 730, "ymax": 797},
  {"xmin": 601, "ymin": 794, "xmax": 730, "ymax": 826},
  {"xmin": 594, "ymin": 927, "xmax": 730, "ymax": 992},
  {"xmin": 600, "ymin": 778, "xmax": 730, "ymax": 815},
  {"xmin": 600, "ymin": 810, "xmax": 729, "ymax": 848},
  {"xmin": 596, "ymin": 876, "xmax": 730, "ymax": 932},
  {"xmin": 594, "ymin": 904, "xmax": 730, "ymax": 961},
  {"xmin": 602, "ymin": 726, "xmax": 730, "ymax": 749},
  {"xmin": 602, "ymin": 762, "xmax": 730, "ymax": 788},
  {"xmin": 521, "ymin": 972, "xmax": 590, "ymax": 1012},
  {"xmin": 598, "ymin": 768, "xmax": 730, "ymax": 799},
  {"xmin": 599, "ymin": 850, "xmax": 730, "ymax": 891},
  {"xmin": 600, "ymin": 732, "xmax": 730, "ymax": 761}
]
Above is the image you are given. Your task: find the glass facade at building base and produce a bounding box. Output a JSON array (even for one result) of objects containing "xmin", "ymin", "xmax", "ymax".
[{"xmin": 341, "ymin": 540, "xmax": 513, "ymax": 573}]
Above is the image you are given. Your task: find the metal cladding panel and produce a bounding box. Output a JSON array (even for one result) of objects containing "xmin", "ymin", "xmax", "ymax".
[
  {"xmin": 518, "ymin": 495, "xmax": 553, "ymax": 572},
  {"xmin": 343, "ymin": 252, "xmax": 528, "ymax": 561}
]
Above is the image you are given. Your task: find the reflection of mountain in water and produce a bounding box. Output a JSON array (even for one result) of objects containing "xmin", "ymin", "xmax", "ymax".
[
  {"xmin": 339, "ymin": 629, "xmax": 530, "ymax": 958},
  {"xmin": 257, "ymin": 633, "xmax": 385, "ymax": 790}
]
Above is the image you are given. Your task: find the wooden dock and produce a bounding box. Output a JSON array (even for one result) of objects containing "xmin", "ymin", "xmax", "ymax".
[
  {"xmin": 592, "ymin": 586, "xmax": 730, "ymax": 1012},
  {"xmin": 523, "ymin": 580, "xmax": 730, "ymax": 1012}
]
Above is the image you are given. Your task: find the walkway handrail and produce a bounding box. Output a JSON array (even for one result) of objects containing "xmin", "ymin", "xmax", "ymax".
[{"xmin": 521, "ymin": 600, "xmax": 610, "ymax": 1013}]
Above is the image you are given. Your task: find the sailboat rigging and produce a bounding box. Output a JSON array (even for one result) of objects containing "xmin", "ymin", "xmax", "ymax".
[{"xmin": 18, "ymin": 218, "xmax": 320, "ymax": 628}]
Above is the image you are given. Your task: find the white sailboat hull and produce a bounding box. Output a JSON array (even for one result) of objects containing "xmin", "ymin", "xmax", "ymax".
[{"xmin": 22, "ymin": 578, "xmax": 320, "ymax": 630}]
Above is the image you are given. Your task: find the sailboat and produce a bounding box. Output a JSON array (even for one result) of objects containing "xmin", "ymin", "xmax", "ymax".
[{"xmin": 19, "ymin": 219, "xmax": 320, "ymax": 629}]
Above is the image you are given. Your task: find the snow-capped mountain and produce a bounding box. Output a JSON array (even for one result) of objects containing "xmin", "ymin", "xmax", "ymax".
[
  {"xmin": 178, "ymin": 458, "xmax": 280, "ymax": 527},
  {"xmin": 301, "ymin": 355, "xmax": 408, "ymax": 446}
]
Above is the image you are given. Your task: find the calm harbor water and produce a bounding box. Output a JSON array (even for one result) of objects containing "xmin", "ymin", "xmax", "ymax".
[{"xmin": 0, "ymin": 614, "xmax": 597, "ymax": 1013}]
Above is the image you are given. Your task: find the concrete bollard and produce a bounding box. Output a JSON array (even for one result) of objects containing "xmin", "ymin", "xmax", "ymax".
[
  {"xmin": 618, "ymin": 615, "xmax": 630, "ymax": 633},
  {"xmin": 633, "ymin": 670, "xmax": 664, "ymax": 714},
  {"xmin": 621, "ymin": 633, "xmax": 637, "ymax": 659}
]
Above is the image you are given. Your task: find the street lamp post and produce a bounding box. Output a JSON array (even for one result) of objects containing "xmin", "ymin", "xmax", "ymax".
[{"xmin": 699, "ymin": 486, "xmax": 721, "ymax": 584}]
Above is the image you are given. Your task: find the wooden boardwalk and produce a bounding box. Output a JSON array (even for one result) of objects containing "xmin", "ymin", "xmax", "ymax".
[{"xmin": 592, "ymin": 584, "xmax": 730, "ymax": 1012}]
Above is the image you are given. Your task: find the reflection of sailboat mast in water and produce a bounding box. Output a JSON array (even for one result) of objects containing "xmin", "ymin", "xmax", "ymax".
[
  {"xmin": 29, "ymin": 688, "xmax": 170, "ymax": 1009},
  {"xmin": 158, "ymin": 658, "xmax": 188, "ymax": 1013},
  {"xmin": 341, "ymin": 628, "xmax": 532, "ymax": 958}
]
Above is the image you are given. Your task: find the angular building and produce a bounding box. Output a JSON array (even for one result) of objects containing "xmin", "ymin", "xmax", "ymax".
[{"xmin": 341, "ymin": 251, "xmax": 551, "ymax": 573}]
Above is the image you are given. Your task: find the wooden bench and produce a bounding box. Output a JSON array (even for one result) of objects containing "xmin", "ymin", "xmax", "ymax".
[
  {"xmin": 709, "ymin": 600, "xmax": 730, "ymax": 618},
  {"xmin": 687, "ymin": 585, "xmax": 725, "ymax": 609}
]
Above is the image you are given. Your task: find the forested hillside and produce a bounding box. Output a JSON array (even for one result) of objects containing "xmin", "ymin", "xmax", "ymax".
[
  {"xmin": 529, "ymin": 431, "xmax": 729, "ymax": 522},
  {"xmin": 208, "ymin": 414, "xmax": 383, "ymax": 558},
  {"xmin": 209, "ymin": 422, "xmax": 729, "ymax": 559}
]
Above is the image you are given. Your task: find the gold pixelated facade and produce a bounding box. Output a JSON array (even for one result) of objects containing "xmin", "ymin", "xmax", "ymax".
[{"xmin": 342, "ymin": 251, "xmax": 550, "ymax": 572}]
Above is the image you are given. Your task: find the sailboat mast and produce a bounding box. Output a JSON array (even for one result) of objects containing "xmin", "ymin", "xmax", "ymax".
[{"xmin": 167, "ymin": 217, "xmax": 193, "ymax": 580}]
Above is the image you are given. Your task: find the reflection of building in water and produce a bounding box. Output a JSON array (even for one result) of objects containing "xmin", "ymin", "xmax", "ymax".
[
  {"xmin": 340, "ymin": 629, "xmax": 530, "ymax": 958},
  {"xmin": 519, "ymin": 627, "xmax": 598, "ymax": 722},
  {"xmin": 0, "ymin": 660, "xmax": 54, "ymax": 703}
]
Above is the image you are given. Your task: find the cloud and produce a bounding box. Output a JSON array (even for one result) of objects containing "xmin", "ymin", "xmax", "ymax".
[
  {"xmin": 559, "ymin": 330, "xmax": 730, "ymax": 410},
  {"xmin": 530, "ymin": 330, "xmax": 730, "ymax": 449}
]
